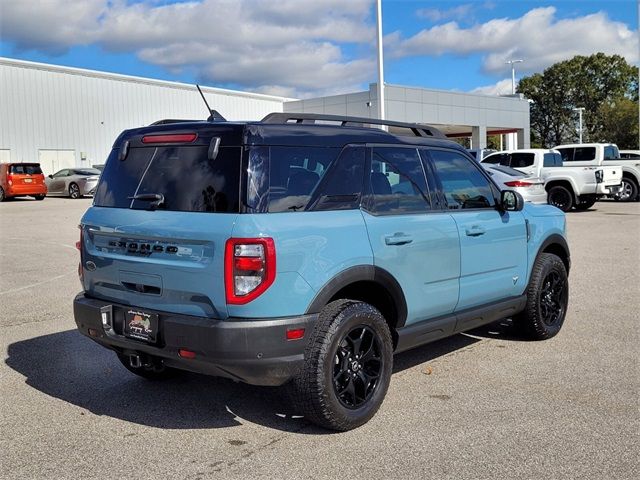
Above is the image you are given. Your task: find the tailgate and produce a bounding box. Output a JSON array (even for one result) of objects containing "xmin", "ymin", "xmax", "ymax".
[
  {"xmin": 598, "ymin": 166, "xmax": 623, "ymax": 186},
  {"xmin": 81, "ymin": 207, "xmax": 237, "ymax": 319}
]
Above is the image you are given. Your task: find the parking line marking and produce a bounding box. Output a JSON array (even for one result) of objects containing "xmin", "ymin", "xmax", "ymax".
[{"xmin": 0, "ymin": 272, "xmax": 75, "ymax": 295}]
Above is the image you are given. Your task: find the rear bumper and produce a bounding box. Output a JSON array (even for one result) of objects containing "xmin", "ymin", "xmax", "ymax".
[
  {"xmin": 6, "ymin": 184, "xmax": 47, "ymax": 196},
  {"xmin": 599, "ymin": 183, "xmax": 622, "ymax": 195},
  {"xmin": 73, "ymin": 293, "xmax": 317, "ymax": 386}
]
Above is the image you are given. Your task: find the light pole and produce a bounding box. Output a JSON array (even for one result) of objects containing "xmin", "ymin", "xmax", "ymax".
[
  {"xmin": 573, "ymin": 107, "xmax": 585, "ymax": 143},
  {"xmin": 375, "ymin": 0, "xmax": 385, "ymax": 123},
  {"xmin": 505, "ymin": 59, "xmax": 523, "ymax": 94}
]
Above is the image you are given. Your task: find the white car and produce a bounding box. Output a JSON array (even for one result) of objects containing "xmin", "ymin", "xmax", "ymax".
[
  {"xmin": 482, "ymin": 149, "xmax": 622, "ymax": 211},
  {"xmin": 619, "ymin": 150, "xmax": 640, "ymax": 160},
  {"xmin": 482, "ymin": 164, "xmax": 547, "ymax": 204}
]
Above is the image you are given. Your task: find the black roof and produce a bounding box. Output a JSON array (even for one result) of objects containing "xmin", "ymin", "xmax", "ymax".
[{"xmin": 113, "ymin": 113, "xmax": 464, "ymax": 152}]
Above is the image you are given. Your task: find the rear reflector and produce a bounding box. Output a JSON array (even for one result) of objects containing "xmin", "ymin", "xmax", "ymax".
[
  {"xmin": 142, "ymin": 133, "xmax": 198, "ymax": 144},
  {"xmin": 178, "ymin": 349, "xmax": 197, "ymax": 359},
  {"xmin": 286, "ymin": 328, "xmax": 305, "ymax": 341},
  {"xmin": 504, "ymin": 180, "xmax": 533, "ymax": 187}
]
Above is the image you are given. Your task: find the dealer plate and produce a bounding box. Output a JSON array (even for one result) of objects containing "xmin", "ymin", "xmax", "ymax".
[{"xmin": 124, "ymin": 309, "xmax": 158, "ymax": 343}]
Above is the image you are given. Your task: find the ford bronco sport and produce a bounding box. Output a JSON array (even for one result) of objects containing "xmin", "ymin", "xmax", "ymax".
[{"xmin": 74, "ymin": 113, "xmax": 570, "ymax": 431}]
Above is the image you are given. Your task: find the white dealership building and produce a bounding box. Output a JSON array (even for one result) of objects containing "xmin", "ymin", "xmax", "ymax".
[{"xmin": 1, "ymin": 57, "xmax": 530, "ymax": 175}]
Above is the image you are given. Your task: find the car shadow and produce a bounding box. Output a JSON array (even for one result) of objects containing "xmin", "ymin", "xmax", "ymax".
[{"xmin": 5, "ymin": 325, "xmax": 515, "ymax": 433}]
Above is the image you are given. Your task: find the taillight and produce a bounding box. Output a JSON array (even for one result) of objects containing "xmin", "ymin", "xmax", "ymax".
[
  {"xmin": 595, "ymin": 170, "xmax": 603, "ymax": 183},
  {"xmin": 7, "ymin": 174, "xmax": 13, "ymax": 186},
  {"xmin": 224, "ymin": 238, "xmax": 276, "ymax": 305},
  {"xmin": 504, "ymin": 180, "xmax": 532, "ymax": 187}
]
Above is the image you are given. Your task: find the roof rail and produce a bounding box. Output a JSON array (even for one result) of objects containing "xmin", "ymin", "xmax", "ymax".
[{"xmin": 261, "ymin": 112, "xmax": 446, "ymax": 139}]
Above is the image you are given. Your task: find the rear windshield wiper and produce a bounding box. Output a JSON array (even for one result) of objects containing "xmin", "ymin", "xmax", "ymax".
[{"xmin": 128, "ymin": 193, "xmax": 165, "ymax": 210}]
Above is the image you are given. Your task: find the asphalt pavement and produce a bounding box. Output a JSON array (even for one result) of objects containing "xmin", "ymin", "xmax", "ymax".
[{"xmin": 0, "ymin": 197, "xmax": 638, "ymax": 480}]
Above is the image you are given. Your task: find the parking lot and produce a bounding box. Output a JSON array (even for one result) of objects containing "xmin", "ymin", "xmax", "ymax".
[{"xmin": 0, "ymin": 197, "xmax": 638, "ymax": 479}]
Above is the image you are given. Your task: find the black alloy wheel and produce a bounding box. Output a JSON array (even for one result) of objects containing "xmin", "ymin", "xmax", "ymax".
[
  {"xmin": 547, "ymin": 186, "xmax": 573, "ymax": 212},
  {"xmin": 333, "ymin": 325, "xmax": 383, "ymax": 409},
  {"xmin": 539, "ymin": 271, "xmax": 568, "ymax": 327}
]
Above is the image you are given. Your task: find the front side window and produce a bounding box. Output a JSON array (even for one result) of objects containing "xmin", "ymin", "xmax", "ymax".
[
  {"xmin": 366, "ymin": 147, "xmax": 431, "ymax": 215},
  {"xmin": 429, "ymin": 149, "xmax": 496, "ymax": 210}
]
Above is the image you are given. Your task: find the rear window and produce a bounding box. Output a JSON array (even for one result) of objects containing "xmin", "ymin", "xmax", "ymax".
[
  {"xmin": 604, "ymin": 146, "xmax": 620, "ymax": 160},
  {"xmin": 10, "ymin": 164, "xmax": 42, "ymax": 175},
  {"xmin": 72, "ymin": 168, "xmax": 101, "ymax": 176},
  {"xmin": 94, "ymin": 146, "xmax": 241, "ymax": 213}
]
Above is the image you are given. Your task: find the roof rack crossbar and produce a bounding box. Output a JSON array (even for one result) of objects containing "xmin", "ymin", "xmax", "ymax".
[{"xmin": 261, "ymin": 112, "xmax": 445, "ymax": 139}]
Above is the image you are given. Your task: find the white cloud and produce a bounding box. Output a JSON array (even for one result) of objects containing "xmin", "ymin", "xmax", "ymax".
[
  {"xmin": 470, "ymin": 78, "xmax": 514, "ymax": 96},
  {"xmin": 0, "ymin": 0, "xmax": 375, "ymax": 98},
  {"xmin": 389, "ymin": 7, "xmax": 639, "ymax": 74},
  {"xmin": 417, "ymin": 4, "xmax": 474, "ymax": 23}
]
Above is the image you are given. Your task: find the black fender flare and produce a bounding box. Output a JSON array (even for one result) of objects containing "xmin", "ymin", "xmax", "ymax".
[
  {"xmin": 535, "ymin": 234, "xmax": 571, "ymax": 274},
  {"xmin": 305, "ymin": 265, "xmax": 408, "ymax": 328}
]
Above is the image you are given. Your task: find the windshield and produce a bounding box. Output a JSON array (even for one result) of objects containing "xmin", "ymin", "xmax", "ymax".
[{"xmin": 72, "ymin": 169, "xmax": 102, "ymax": 176}]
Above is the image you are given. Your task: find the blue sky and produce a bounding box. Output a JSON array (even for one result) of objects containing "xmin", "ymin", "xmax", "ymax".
[{"xmin": 1, "ymin": 0, "xmax": 637, "ymax": 98}]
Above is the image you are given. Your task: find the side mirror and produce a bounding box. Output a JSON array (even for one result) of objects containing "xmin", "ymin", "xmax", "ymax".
[
  {"xmin": 48, "ymin": 174, "xmax": 53, "ymax": 179},
  {"xmin": 501, "ymin": 190, "xmax": 524, "ymax": 212}
]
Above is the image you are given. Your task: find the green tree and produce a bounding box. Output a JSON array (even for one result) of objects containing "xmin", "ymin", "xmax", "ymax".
[
  {"xmin": 599, "ymin": 98, "xmax": 639, "ymax": 149},
  {"xmin": 517, "ymin": 53, "xmax": 638, "ymax": 148}
]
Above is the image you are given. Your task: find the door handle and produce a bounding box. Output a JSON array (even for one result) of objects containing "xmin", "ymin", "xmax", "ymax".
[
  {"xmin": 465, "ymin": 225, "xmax": 486, "ymax": 237},
  {"xmin": 385, "ymin": 233, "xmax": 414, "ymax": 246}
]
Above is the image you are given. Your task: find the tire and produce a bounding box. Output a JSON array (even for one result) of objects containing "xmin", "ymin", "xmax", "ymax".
[
  {"xmin": 547, "ymin": 186, "xmax": 574, "ymax": 212},
  {"xmin": 514, "ymin": 253, "xmax": 569, "ymax": 340},
  {"xmin": 574, "ymin": 198, "xmax": 596, "ymax": 210},
  {"xmin": 116, "ymin": 353, "xmax": 177, "ymax": 380},
  {"xmin": 33, "ymin": 195, "xmax": 45, "ymax": 201},
  {"xmin": 616, "ymin": 177, "xmax": 638, "ymax": 202},
  {"xmin": 0, "ymin": 187, "xmax": 5, "ymax": 202},
  {"xmin": 69, "ymin": 183, "xmax": 81, "ymax": 199},
  {"xmin": 288, "ymin": 300, "xmax": 393, "ymax": 431}
]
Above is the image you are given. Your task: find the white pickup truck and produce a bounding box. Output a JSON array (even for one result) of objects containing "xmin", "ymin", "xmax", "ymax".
[
  {"xmin": 555, "ymin": 144, "xmax": 640, "ymax": 202},
  {"xmin": 481, "ymin": 149, "xmax": 623, "ymax": 212}
]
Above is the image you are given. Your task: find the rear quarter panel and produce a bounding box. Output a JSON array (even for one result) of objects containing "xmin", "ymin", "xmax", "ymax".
[{"xmin": 229, "ymin": 210, "xmax": 373, "ymax": 318}]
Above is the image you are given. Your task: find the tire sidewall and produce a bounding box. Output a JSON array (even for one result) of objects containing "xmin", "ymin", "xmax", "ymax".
[
  {"xmin": 548, "ymin": 186, "xmax": 573, "ymax": 212},
  {"xmin": 619, "ymin": 178, "xmax": 638, "ymax": 202},
  {"xmin": 531, "ymin": 255, "xmax": 569, "ymax": 338},
  {"xmin": 69, "ymin": 183, "xmax": 80, "ymax": 199},
  {"xmin": 314, "ymin": 302, "xmax": 393, "ymax": 429}
]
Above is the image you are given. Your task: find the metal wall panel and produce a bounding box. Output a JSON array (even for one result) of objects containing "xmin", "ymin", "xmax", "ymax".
[{"xmin": 1, "ymin": 58, "xmax": 288, "ymax": 166}]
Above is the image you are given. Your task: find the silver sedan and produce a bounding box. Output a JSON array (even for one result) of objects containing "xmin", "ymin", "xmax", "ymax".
[
  {"xmin": 45, "ymin": 168, "xmax": 101, "ymax": 199},
  {"xmin": 482, "ymin": 164, "xmax": 547, "ymax": 204}
]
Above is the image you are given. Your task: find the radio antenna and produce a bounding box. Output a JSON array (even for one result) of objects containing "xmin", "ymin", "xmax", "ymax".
[{"xmin": 196, "ymin": 84, "xmax": 226, "ymax": 122}]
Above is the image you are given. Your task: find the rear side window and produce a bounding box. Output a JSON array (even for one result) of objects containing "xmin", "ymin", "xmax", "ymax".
[
  {"xmin": 246, "ymin": 146, "xmax": 339, "ymax": 213},
  {"xmin": 10, "ymin": 164, "xmax": 43, "ymax": 175},
  {"xmin": 510, "ymin": 153, "xmax": 535, "ymax": 168},
  {"xmin": 429, "ymin": 149, "xmax": 496, "ymax": 210},
  {"xmin": 558, "ymin": 148, "xmax": 574, "ymax": 162},
  {"xmin": 94, "ymin": 146, "xmax": 241, "ymax": 213},
  {"xmin": 366, "ymin": 147, "xmax": 431, "ymax": 215},
  {"xmin": 482, "ymin": 153, "xmax": 508, "ymax": 165},
  {"xmin": 574, "ymin": 147, "xmax": 595, "ymax": 161}
]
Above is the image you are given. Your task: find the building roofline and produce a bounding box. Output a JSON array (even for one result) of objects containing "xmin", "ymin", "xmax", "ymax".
[{"xmin": 0, "ymin": 56, "xmax": 296, "ymax": 103}]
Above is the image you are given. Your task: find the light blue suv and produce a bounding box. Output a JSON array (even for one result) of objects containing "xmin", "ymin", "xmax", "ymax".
[{"xmin": 74, "ymin": 113, "xmax": 570, "ymax": 431}]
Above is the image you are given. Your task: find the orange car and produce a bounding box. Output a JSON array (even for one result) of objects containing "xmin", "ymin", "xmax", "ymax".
[{"xmin": 0, "ymin": 163, "xmax": 48, "ymax": 201}]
